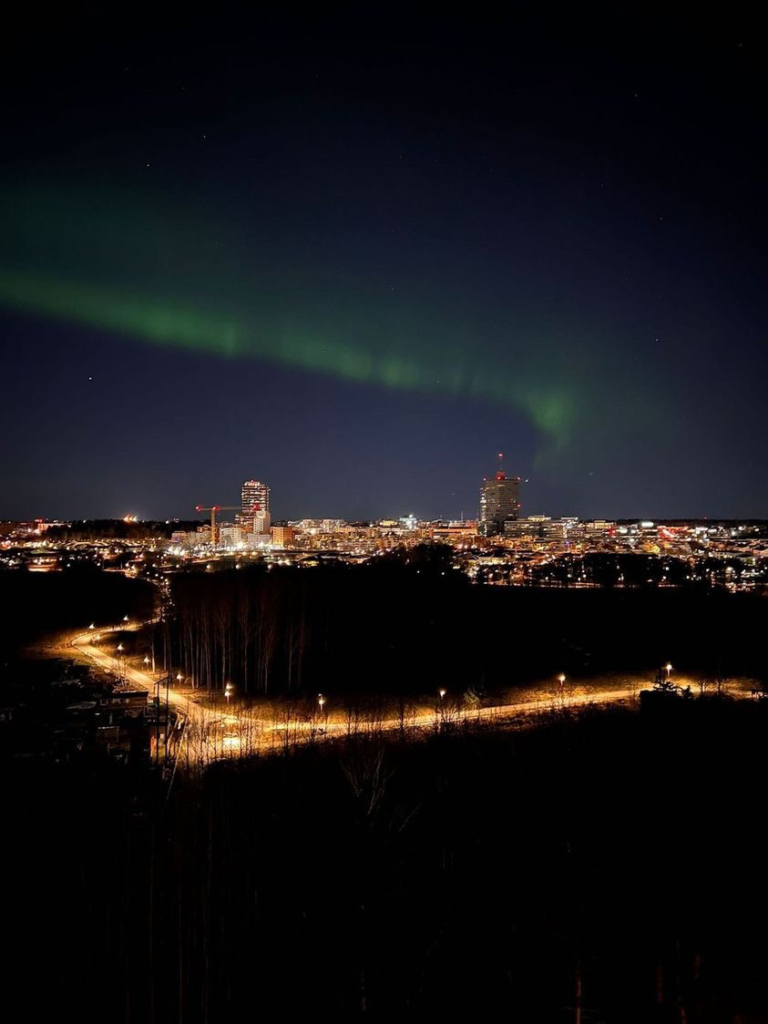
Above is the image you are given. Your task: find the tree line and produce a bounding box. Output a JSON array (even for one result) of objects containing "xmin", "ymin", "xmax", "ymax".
[
  {"xmin": 167, "ymin": 546, "xmax": 469, "ymax": 696},
  {"xmin": 164, "ymin": 546, "xmax": 767, "ymax": 698},
  {"xmin": 44, "ymin": 519, "xmax": 202, "ymax": 542}
]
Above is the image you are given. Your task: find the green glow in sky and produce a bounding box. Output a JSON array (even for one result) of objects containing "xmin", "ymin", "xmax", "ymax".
[
  {"xmin": 0, "ymin": 267, "xmax": 576, "ymax": 452},
  {"xmin": 0, "ymin": 183, "xmax": 599, "ymax": 460}
]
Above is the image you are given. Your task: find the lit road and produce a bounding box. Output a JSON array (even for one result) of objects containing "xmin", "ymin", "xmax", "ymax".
[
  {"xmin": 68, "ymin": 620, "xmax": 751, "ymax": 766},
  {"xmin": 268, "ymin": 685, "xmax": 652, "ymax": 740},
  {"xmin": 70, "ymin": 625, "xmax": 213, "ymax": 733}
]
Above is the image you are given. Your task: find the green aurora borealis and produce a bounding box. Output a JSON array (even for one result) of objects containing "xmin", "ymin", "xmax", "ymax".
[
  {"xmin": 0, "ymin": 270, "xmax": 575, "ymax": 448},
  {"xmin": 0, "ymin": 184, "xmax": 589, "ymax": 460}
]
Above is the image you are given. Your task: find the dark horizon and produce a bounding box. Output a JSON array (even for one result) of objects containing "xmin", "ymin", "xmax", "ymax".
[{"xmin": 2, "ymin": 14, "xmax": 766, "ymax": 521}]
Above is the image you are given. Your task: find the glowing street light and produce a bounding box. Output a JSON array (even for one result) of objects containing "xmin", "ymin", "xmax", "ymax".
[
  {"xmin": 665, "ymin": 662, "xmax": 673, "ymax": 680},
  {"xmin": 123, "ymin": 615, "xmax": 129, "ymax": 623},
  {"xmin": 318, "ymin": 693, "xmax": 326, "ymax": 711},
  {"xmin": 225, "ymin": 682, "xmax": 234, "ymax": 705},
  {"xmin": 558, "ymin": 673, "xmax": 566, "ymax": 686},
  {"xmin": 115, "ymin": 643, "xmax": 126, "ymax": 684},
  {"xmin": 88, "ymin": 623, "xmax": 95, "ymax": 631},
  {"xmin": 438, "ymin": 688, "xmax": 447, "ymax": 699},
  {"xmin": 176, "ymin": 673, "xmax": 183, "ymax": 683}
]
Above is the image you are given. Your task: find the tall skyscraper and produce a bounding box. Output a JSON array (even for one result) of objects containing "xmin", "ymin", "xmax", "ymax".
[
  {"xmin": 480, "ymin": 454, "xmax": 521, "ymax": 535},
  {"xmin": 237, "ymin": 480, "xmax": 271, "ymax": 536}
]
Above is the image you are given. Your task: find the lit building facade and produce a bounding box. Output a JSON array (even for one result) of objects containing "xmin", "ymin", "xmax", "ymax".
[
  {"xmin": 271, "ymin": 525, "xmax": 296, "ymax": 547},
  {"xmin": 480, "ymin": 456, "xmax": 521, "ymax": 535},
  {"xmin": 218, "ymin": 525, "xmax": 245, "ymax": 548},
  {"xmin": 237, "ymin": 480, "xmax": 271, "ymax": 536}
]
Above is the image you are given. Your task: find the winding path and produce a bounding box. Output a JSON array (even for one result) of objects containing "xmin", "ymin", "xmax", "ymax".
[{"xmin": 69, "ymin": 620, "xmax": 750, "ymax": 763}]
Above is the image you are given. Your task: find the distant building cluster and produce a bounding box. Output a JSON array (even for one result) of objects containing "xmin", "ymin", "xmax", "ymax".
[
  {"xmin": 3, "ymin": 460, "xmax": 768, "ymax": 592},
  {"xmin": 178, "ymin": 480, "xmax": 272, "ymax": 550}
]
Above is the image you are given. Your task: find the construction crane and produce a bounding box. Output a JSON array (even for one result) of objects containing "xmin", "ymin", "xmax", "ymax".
[{"xmin": 194, "ymin": 504, "xmax": 240, "ymax": 547}]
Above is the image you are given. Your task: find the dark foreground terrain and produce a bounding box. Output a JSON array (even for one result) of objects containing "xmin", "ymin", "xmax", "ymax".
[
  {"xmin": 0, "ymin": 566, "xmax": 154, "ymax": 659},
  {"xmin": 3, "ymin": 566, "xmax": 767, "ymax": 1020},
  {"xmin": 6, "ymin": 696, "xmax": 768, "ymax": 1022}
]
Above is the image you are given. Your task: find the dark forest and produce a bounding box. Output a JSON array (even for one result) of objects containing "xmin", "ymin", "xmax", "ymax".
[
  {"xmin": 7, "ymin": 699, "xmax": 768, "ymax": 1021},
  {"xmin": 164, "ymin": 554, "xmax": 766, "ymax": 698}
]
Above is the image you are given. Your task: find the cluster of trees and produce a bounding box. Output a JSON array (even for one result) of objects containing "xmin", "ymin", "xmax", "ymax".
[
  {"xmin": 44, "ymin": 519, "xmax": 202, "ymax": 542},
  {"xmin": 166, "ymin": 548, "xmax": 767, "ymax": 698},
  {"xmin": 9, "ymin": 698, "xmax": 768, "ymax": 1020},
  {"xmin": 168, "ymin": 545, "xmax": 468, "ymax": 696}
]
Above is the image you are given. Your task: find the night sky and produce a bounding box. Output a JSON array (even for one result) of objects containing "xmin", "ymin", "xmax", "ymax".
[{"xmin": 1, "ymin": 15, "xmax": 765, "ymax": 521}]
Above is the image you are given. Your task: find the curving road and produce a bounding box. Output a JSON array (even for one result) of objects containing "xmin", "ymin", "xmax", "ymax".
[
  {"xmin": 69, "ymin": 619, "xmax": 749, "ymax": 765},
  {"xmin": 70, "ymin": 624, "xmax": 214, "ymax": 741}
]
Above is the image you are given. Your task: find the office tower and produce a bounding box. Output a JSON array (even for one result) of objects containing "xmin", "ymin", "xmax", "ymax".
[
  {"xmin": 237, "ymin": 479, "xmax": 271, "ymax": 536},
  {"xmin": 480, "ymin": 454, "xmax": 521, "ymax": 535}
]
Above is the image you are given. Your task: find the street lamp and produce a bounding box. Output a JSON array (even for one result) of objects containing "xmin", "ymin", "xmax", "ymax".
[
  {"xmin": 557, "ymin": 674, "xmax": 567, "ymax": 704},
  {"xmin": 665, "ymin": 662, "xmax": 673, "ymax": 680},
  {"xmin": 436, "ymin": 688, "xmax": 447, "ymax": 726},
  {"xmin": 123, "ymin": 615, "xmax": 129, "ymax": 623},
  {"xmin": 88, "ymin": 623, "xmax": 95, "ymax": 631},
  {"xmin": 225, "ymin": 682, "xmax": 234, "ymax": 705},
  {"xmin": 318, "ymin": 693, "xmax": 326, "ymax": 711}
]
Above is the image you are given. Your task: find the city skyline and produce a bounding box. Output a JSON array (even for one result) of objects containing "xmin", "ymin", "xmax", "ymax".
[{"xmin": 7, "ymin": 452, "xmax": 768, "ymax": 525}]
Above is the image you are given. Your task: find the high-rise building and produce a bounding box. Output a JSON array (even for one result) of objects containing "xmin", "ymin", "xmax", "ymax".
[
  {"xmin": 237, "ymin": 480, "xmax": 271, "ymax": 536},
  {"xmin": 480, "ymin": 454, "xmax": 521, "ymax": 535}
]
